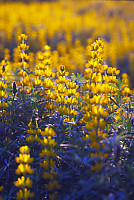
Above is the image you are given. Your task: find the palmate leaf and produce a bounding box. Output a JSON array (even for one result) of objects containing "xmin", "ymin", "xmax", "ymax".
[
  {"xmin": 74, "ymin": 154, "xmax": 95, "ymax": 166},
  {"xmin": 72, "ymin": 72, "xmax": 84, "ymax": 83},
  {"xmin": 115, "ymin": 78, "xmax": 125, "ymax": 90}
]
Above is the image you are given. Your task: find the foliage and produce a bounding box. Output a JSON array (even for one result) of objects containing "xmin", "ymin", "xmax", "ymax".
[{"xmin": 0, "ymin": 30, "xmax": 134, "ymax": 200}]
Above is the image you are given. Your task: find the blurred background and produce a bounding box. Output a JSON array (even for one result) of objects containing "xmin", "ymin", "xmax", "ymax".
[
  {"xmin": 0, "ymin": 0, "xmax": 57, "ymax": 2},
  {"xmin": 0, "ymin": 0, "xmax": 134, "ymax": 87}
]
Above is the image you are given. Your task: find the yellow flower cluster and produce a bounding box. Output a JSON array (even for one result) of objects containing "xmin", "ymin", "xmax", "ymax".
[
  {"xmin": 34, "ymin": 45, "xmax": 56, "ymax": 117},
  {"xmin": 55, "ymin": 65, "xmax": 79, "ymax": 124},
  {"xmin": 26, "ymin": 116, "xmax": 41, "ymax": 143},
  {"xmin": 81, "ymin": 39, "xmax": 120, "ymax": 171},
  {"xmin": 0, "ymin": 60, "xmax": 9, "ymax": 125},
  {"xmin": 113, "ymin": 73, "xmax": 132, "ymax": 121},
  {"xmin": 39, "ymin": 127, "xmax": 60, "ymax": 200},
  {"xmin": 14, "ymin": 146, "xmax": 34, "ymax": 200},
  {"xmin": 0, "ymin": 30, "xmax": 133, "ymax": 199},
  {"xmin": 17, "ymin": 34, "xmax": 31, "ymax": 91}
]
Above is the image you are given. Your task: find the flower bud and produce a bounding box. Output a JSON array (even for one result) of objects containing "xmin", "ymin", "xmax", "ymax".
[{"xmin": 13, "ymin": 81, "xmax": 17, "ymax": 95}]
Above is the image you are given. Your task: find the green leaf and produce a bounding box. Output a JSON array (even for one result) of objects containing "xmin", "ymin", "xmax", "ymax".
[
  {"xmin": 116, "ymin": 93, "xmax": 120, "ymax": 106},
  {"xmin": 106, "ymin": 124, "xmax": 110, "ymax": 132},
  {"xmin": 115, "ymin": 77, "xmax": 125, "ymax": 90},
  {"xmin": 35, "ymin": 89, "xmax": 41, "ymax": 97},
  {"xmin": 8, "ymin": 91, "xmax": 12, "ymax": 96},
  {"xmin": 120, "ymin": 79, "xmax": 125, "ymax": 88},
  {"xmin": 31, "ymin": 85, "xmax": 34, "ymax": 96},
  {"xmin": 116, "ymin": 77, "xmax": 121, "ymax": 89},
  {"xmin": 73, "ymin": 73, "xmax": 76, "ymax": 79},
  {"xmin": 110, "ymin": 97, "xmax": 119, "ymax": 108},
  {"xmin": 128, "ymin": 121, "xmax": 132, "ymax": 132}
]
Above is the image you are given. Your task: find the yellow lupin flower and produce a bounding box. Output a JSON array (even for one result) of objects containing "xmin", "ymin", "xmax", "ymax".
[
  {"xmin": 91, "ymin": 163, "xmax": 103, "ymax": 172},
  {"xmin": 24, "ymin": 188, "xmax": 34, "ymax": 199},
  {"xmin": 25, "ymin": 177, "xmax": 33, "ymax": 188},
  {"xmin": 19, "ymin": 44, "xmax": 29, "ymax": 50},
  {"xmin": 16, "ymin": 154, "xmax": 34, "ymax": 164},
  {"xmin": 0, "ymin": 90, "xmax": 8, "ymax": 99},
  {"xmin": 19, "ymin": 146, "xmax": 30, "ymax": 154},
  {"xmin": 49, "ymin": 192, "xmax": 58, "ymax": 200},
  {"xmin": 15, "ymin": 164, "xmax": 34, "ymax": 175},
  {"xmin": 50, "ymin": 159, "xmax": 56, "ymax": 168},
  {"xmin": 26, "ymin": 135, "xmax": 34, "ymax": 143},
  {"xmin": 45, "ymin": 180, "xmax": 60, "ymax": 191},
  {"xmin": 90, "ymin": 141, "xmax": 100, "ymax": 149},
  {"xmin": 18, "ymin": 34, "xmax": 27, "ymax": 41},
  {"xmin": 15, "ymin": 145, "xmax": 34, "ymax": 199},
  {"xmin": 99, "ymin": 118, "xmax": 106, "ymax": 129},
  {"xmin": 16, "ymin": 189, "xmax": 23, "ymax": 200},
  {"xmin": 82, "ymin": 134, "xmax": 90, "ymax": 140},
  {"xmin": 43, "ymin": 171, "xmax": 54, "ymax": 180},
  {"xmin": 39, "ymin": 126, "xmax": 59, "ymax": 198},
  {"xmin": 14, "ymin": 176, "xmax": 25, "ymax": 188},
  {"xmin": 40, "ymin": 160, "xmax": 49, "ymax": 169},
  {"xmin": 0, "ymin": 186, "xmax": 3, "ymax": 192}
]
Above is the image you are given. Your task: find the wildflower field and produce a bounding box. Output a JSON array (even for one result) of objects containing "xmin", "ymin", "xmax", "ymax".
[{"xmin": 0, "ymin": 0, "xmax": 134, "ymax": 200}]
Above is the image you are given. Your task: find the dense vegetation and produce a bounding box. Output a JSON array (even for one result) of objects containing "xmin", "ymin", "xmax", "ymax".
[{"xmin": 0, "ymin": 1, "xmax": 134, "ymax": 200}]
